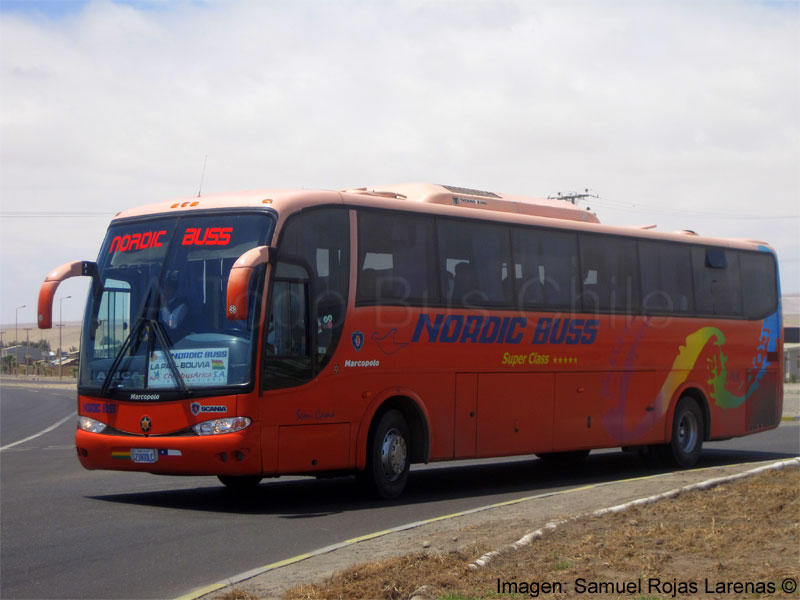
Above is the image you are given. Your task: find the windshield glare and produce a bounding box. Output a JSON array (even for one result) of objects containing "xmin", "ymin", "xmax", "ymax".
[{"xmin": 80, "ymin": 212, "xmax": 274, "ymax": 394}]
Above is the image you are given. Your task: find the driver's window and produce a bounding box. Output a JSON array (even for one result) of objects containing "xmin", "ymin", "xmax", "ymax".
[
  {"xmin": 263, "ymin": 263, "xmax": 312, "ymax": 389},
  {"xmin": 262, "ymin": 208, "xmax": 349, "ymax": 390},
  {"xmin": 94, "ymin": 278, "xmax": 131, "ymax": 359}
]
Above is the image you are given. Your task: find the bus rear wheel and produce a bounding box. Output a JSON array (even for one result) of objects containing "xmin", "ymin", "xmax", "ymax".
[
  {"xmin": 217, "ymin": 475, "xmax": 262, "ymax": 489},
  {"xmin": 363, "ymin": 409, "xmax": 410, "ymax": 499},
  {"xmin": 663, "ymin": 397, "xmax": 704, "ymax": 467}
]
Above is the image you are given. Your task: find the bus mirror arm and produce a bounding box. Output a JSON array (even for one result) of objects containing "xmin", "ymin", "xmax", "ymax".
[
  {"xmin": 226, "ymin": 246, "xmax": 274, "ymax": 321},
  {"xmin": 38, "ymin": 261, "xmax": 99, "ymax": 329}
]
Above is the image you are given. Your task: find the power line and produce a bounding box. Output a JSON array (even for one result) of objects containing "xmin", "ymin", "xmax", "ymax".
[
  {"xmin": 590, "ymin": 199, "xmax": 798, "ymax": 220},
  {"xmin": 0, "ymin": 211, "xmax": 116, "ymax": 218}
]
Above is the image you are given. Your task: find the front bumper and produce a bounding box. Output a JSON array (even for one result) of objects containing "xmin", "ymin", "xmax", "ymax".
[{"xmin": 75, "ymin": 428, "xmax": 261, "ymax": 476}]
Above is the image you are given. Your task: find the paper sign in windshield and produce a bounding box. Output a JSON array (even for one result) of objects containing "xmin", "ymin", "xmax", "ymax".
[{"xmin": 147, "ymin": 348, "xmax": 229, "ymax": 388}]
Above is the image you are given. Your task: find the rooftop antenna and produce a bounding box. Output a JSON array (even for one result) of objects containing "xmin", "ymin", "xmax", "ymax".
[{"xmin": 197, "ymin": 155, "xmax": 208, "ymax": 198}]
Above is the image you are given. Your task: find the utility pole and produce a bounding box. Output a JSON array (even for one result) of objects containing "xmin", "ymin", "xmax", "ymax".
[
  {"xmin": 24, "ymin": 327, "xmax": 32, "ymax": 376},
  {"xmin": 15, "ymin": 304, "xmax": 25, "ymax": 346},
  {"xmin": 548, "ymin": 188, "xmax": 599, "ymax": 206}
]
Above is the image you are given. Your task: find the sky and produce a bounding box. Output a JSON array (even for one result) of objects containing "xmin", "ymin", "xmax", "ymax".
[{"xmin": 1, "ymin": 0, "xmax": 798, "ymax": 329}]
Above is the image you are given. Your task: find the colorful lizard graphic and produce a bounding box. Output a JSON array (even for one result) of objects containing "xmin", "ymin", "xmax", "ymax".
[{"xmin": 603, "ymin": 309, "xmax": 779, "ymax": 443}]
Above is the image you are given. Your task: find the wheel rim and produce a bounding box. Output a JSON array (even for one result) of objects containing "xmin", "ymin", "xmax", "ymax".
[
  {"xmin": 677, "ymin": 410, "xmax": 699, "ymax": 453},
  {"xmin": 380, "ymin": 427, "xmax": 407, "ymax": 482}
]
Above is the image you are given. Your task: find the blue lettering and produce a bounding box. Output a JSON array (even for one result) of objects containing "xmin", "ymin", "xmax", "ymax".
[
  {"xmin": 582, "ymin": 320, "xmax": 599, "ymax": 344},
  {"xmin": 411, "ymin": 313, "xmax": 598, "ymax": 345},
  {"xmin": 496, "ymin": 317, "xmax": 510, "ymax": 343},
  {"xmin": 549, "ymin": 318, "xmax": 569, "ymax": 344},
  {"xmin": 506, "ymin": 317, "xmax": 527, "ymax": 343},
  {"xmin": 479, "ymin": 317, "xmax": 502, "ymax": 343},
  {"xmin": 440, "ymin": 315, "xmax": 464, "ymax": 343},
  {"xmin": 412, "ymin": 314, "xmax": 443, "ymax": 342},
  {"xmin": 566, "ymin": 319, "xmax": 584, "ymax": 344},
  {"xmin": 459, "ymin": 316, "xmax": 483, "ymax": 343},
  {"xmin": 532, "ymin": 318, "xmax": 551, "ymax": 344}
]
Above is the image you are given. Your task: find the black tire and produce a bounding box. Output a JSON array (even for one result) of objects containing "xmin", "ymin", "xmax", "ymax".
[
  {"xmin": 663, "ymin": 397, "xmax": 704, "ymax": 467},
  {"xmin": 536, "ymin": 449, "xmax": 590, "ymax": 465},
  {"xmin": 363, "ymin": 409, "xmax": 410, "ymax": 499},
  {"xmin": 217, "ymin": 475, "xmax": 262, "ymax": 489}
]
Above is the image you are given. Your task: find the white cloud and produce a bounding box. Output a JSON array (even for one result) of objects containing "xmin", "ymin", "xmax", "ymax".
[{"xmin": 1, "ymin": 0, "xmax": 798, "ymax": 324}]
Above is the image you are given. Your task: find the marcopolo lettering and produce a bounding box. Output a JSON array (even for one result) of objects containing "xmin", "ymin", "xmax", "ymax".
[
  {"xmin": 344, "ymin": 359, "xmax": 380, "ymax": 367},
  {"xmin": 130, "ymin": 393, "xmax": 160, "ymax": 400},
  {"xmin": 411, "ymin": 314, "xmax": 598, "ymax": 345}
]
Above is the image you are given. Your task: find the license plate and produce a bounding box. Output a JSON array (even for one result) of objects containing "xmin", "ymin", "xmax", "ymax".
[{"xmin": 131, "ymin": 448, "xmax": 157, "ymax": 463}]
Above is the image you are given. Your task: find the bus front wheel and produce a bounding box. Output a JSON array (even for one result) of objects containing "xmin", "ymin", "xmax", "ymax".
[
  {"xmin": 364, "ymin": 409, "xmax": 410, "ymax": 499},
  {"xmin": 664, "ymin": 397, "xmax": 704, "ymax": 467}
]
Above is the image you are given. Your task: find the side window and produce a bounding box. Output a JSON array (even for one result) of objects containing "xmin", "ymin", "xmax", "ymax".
[
  {"xmin": 691, "ymin": 247, "xmax": 742, "ymax": 317},
  {"xmin": 263, "ymin": 209, "xmax": 349, "ymax": 389},
  {"xmin": 94, "ymin": 278, "xmax": 131, "ymax": 359},
  {"xmin": 579, "ymin": 235, "xmax": 640, "ymax": 313},
  {"xmin": 512, "ymin": 228, "xmax": 579, "ymax": 310},
  {"xmin": 639, "ymin": 241, "xmax": 694, "ymax": 314},
  {"xmin": 263, "ymin": 263, "xmax": 312, "ymax": 388},
  {"xmin": 740, "ymin": 251, "xmax": 777, "ymax": 319},
  {"xmin": 438, "ymin": 219, "xmax": 512, "ymax": 307},
  {"xmin": 357, "ymin": 211, "xmax": 437, "ymax": 305}
]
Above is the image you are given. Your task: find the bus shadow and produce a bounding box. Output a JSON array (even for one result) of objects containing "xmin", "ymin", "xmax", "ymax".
[{"xmin": 87, "ymin": 447, "xmax": 798, "ymax": 516}]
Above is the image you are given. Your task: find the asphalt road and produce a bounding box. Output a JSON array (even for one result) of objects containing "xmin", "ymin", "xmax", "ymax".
[{"xmin": 1, "ymin": 384, "xmax": 798, "ymax": 600}]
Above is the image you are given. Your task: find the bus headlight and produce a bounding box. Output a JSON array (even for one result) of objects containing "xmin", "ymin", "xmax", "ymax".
[
  {"xmin": 192, "ymin": 417, "xmax": 251, "ymax": 436},
  {"xmin": 78, "ymin": 416, "xmax": 107, "ymax": 433}
]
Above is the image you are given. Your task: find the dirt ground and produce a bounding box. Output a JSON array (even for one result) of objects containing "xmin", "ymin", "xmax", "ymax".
[{"xmin": 217, "ymin": 464, "xmax": 799, "ymax": 600}]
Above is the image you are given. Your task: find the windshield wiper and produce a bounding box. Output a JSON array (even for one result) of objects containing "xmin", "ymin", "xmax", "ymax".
[
  {"xmin": 100, "ymin": 316, "xmax": 145, "ymax": 395},
  {"xmin": 99, "ymin": 285, "xmax": 189, "ymax": 396},
  {"xmin": 100, "ymin": 318, "xmax": 189, "ymax": 396},
  {"xmin": 150, "ymin": 319, "xmax": 190, "ymax": 395}
]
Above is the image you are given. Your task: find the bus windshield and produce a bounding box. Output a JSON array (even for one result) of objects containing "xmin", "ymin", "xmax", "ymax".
[{"xmin": 79, "ymin": 212, "xmax": 274, "ymax": 396}]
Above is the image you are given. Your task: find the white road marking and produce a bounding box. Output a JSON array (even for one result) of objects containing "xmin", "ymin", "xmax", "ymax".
[{"xmin": 0, "ymin": 412, "xmax": 76, "ymax": 451}]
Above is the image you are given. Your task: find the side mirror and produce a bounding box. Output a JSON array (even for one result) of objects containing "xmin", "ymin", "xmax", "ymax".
[
  {"xmin": 38, "ymin": 261, "xmax": 99, "ymax": 329},
  {"xmin": 226, "ymin": 246, "xmax": 274, "ymax": 320}
]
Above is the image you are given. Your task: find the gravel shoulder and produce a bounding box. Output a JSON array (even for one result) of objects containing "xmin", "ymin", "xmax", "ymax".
[{"xmin": 195, "ymin": 458, "xmax": 799, "ymax": 600}]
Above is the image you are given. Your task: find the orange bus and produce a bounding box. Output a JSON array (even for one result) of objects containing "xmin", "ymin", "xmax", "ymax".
[{"xmin": 38, "ymin": 183, "xmax": 783, "ymax": 498}]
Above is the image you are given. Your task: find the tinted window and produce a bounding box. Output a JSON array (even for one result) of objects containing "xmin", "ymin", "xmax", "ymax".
[
  {"xmin": 740, "ymin": 251, "xmax": 778, "ymax": 319},
  {"xmin": 692, "ymin": 247, "xmax": 742, "ymax": 317},
  {"xmin": 639, "ymin": 241, "xmax": 694, "ymax": 314},
  {"xmin": 438, "ymin": 219, "xmax": 512, "ymax": 307},
  {"xmin": 512, "ymin": 228, "xmax": 579, "ymax": 310},
  {"xmin": 81, "ymin": 213, "xmax": 273, "ymax": 393},
  {"xmin": 579, "ymin": 235, "xmax": 640, "ymax": 313},
  {"xmin": 264, "ymin": 208, "xmax": 349, "ymax": 389},
  {"xmin": 357, "ymin": 211, "xmax": 437, "ymax": 305},
  {"xmin": 263, "ymin": 264, "xmax": 312, "ymax": 387}
]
